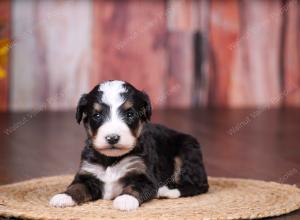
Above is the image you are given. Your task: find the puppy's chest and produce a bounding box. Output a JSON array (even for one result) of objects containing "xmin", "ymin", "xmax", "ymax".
[{"xmin": 80, "ymin": 156, "xmax": 145, "ymax": 200}]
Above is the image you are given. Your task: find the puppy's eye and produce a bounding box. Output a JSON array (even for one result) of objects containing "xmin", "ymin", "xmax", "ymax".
[
  {"xmin": 125, "ymin": 110, "xmax": 135, "ymax": 119},
  {"xmin": 92, "ymin": 112, "xmax": 102, "ymax": 120}
]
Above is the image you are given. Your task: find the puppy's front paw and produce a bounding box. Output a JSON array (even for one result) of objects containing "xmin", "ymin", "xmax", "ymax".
[
  {"xmin": 157, "ymin": 186, "xmax": 180, "ymax": 199},
  {"xmin": 49, "ymin": 193, "xmax": 76, "ymax": 208},
  {"xmin": 113, "ymin": 194, "xmax": 139, "ymax": 211}
]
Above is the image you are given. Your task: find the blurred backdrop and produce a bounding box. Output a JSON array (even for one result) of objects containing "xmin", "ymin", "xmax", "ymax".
[{"xmin": 0, "ymin": 0, "xmax": 299, "ymax": 111}]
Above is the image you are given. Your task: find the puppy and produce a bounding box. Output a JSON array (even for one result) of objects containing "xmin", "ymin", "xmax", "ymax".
[{"xmin": 49, "ymin": 80, "xmax": 209, "ymax": 211}]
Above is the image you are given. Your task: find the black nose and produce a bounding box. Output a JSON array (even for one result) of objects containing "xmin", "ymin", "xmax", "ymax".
[{"xmin": 105, "ymin": 134, "xmax": 120, "ymax": 145}]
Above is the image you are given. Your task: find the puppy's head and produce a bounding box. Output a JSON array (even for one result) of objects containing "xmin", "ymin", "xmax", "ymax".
[{"xmin": 76, "ymin": 80, "xmax": 151, "ymax": 157}]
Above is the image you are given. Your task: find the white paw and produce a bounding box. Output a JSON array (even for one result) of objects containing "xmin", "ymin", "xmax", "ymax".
[
  {"xmin": 157, "ymin": 186, "xmax": 180, "ymax": 199},
  {"xmin": 113, "ymin": 194, "xmax": 139, "ymax": 211},
  {"xmin": 49, "ymin": 193, "xmax": 76, "ymax": 208}
]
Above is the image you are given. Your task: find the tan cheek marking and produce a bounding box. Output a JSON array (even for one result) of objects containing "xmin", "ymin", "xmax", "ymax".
[
  {"xmin": 132, "ymin": 121, "xmax": 143, "ymax": 137},
  {"xmin": 87, "ymin": 126, "xmax": 93, "ymax": 137},
  {"xmin": 84, "ymin": 121, "xmax": 93, "ymax": 137}
]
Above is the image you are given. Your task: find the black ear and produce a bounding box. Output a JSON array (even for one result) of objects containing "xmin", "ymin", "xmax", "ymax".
[
  {"xmin": 76, "ymin": 94, "xmax": 88, "ymax": 124},
  {"xmin": 141, "ymin": 91, "xmax": 152, "ymax": 121}
]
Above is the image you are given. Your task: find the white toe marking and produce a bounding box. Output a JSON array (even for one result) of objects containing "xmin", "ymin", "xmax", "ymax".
[
  {"xmin": 113, "ymin": 194, "xmax": 139, "ymax": 211},
  {"xmin": 157, "ymin": 186, "xmax": 180, "ymax": 199},
  {"xmin": 49, "ymin": 193, "xmax": 76, "ymax": 208}
]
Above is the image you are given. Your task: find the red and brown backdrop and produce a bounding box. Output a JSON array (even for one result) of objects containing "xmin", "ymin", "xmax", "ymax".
[{"xmin": 0, "ymin": 0, "xmax": 299, "ymax": 111}]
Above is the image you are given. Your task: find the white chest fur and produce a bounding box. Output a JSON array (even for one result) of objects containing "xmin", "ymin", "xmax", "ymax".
[{"xmin": 80, "ymin": 156, "xmax": 145, "ymax": 200}]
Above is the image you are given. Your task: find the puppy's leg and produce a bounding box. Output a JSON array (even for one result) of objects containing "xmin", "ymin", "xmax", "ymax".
[
  {"xmin": 113, "ymin": 174, "xmax": 156, "ymax": 211},
  {"xmin": 174, "ymin": 137, "xmax": 209, "ymax": 197},
  {"xmin": 50, "ymin": 173, "xmax": 103, "ymax": 207}
]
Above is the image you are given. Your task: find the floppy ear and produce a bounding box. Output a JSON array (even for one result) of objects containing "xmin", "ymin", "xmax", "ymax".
[
  {"xmin": 76, "ymin": 94, "xmax": 88, "ymax": 124},
  {"xmin": 141, "ymin": 91, "xmax": 152, "ymax": 121}
]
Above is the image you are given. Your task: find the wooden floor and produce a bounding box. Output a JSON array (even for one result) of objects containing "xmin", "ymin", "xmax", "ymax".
[{"xmin": 0, "ymin": 109, "xmax": 299, "ymax": 219}]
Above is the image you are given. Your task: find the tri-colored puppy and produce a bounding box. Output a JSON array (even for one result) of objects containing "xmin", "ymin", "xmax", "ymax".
[{"xmin": 50, "ymin": 80, "xmax": 209, "ymax": 211}]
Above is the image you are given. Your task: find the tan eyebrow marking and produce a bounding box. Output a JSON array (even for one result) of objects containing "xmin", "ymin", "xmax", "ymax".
[
  {"xmin": 93, "ymin": 103, "xmax": 102, "ymax": 112},
  {"xmin": 122, "ymin": 100, "xmax": 133, "ymax": 110}
]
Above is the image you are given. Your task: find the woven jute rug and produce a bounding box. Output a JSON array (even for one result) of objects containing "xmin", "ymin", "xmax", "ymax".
[{"xmin": 0, "ymin": 175, "xmax": 299, "ymax": 220}]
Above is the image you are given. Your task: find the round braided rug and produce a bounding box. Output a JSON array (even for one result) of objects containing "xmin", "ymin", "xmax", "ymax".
[{"xmin": 0, "ymin": 175, "xmax": 299, "ymax": 220}]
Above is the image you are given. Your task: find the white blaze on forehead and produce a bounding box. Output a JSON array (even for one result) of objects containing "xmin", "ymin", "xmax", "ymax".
[
  {"xmin": 98, "ymin": 80, "xmax": 126, "ymax": 107},
  {"xmin": 94, "ymin": 80, "xmax": 135, "ymax": 151}
]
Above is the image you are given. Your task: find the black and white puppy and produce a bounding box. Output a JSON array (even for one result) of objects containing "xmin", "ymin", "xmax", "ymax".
[{"xmin": 49, "ymin": 80, "xmax": 208, "ymax": 211}]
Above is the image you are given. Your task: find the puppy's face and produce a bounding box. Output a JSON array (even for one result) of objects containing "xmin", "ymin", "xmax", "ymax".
[{"xmin": 76, "ymin": 80, "xmax": 151, "ymax": 157}]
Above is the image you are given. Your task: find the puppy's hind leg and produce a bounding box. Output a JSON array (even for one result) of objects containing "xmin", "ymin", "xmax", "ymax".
[{"xmin": 174, "ymin": 137, "xmax": 209, "ymax": 197}]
